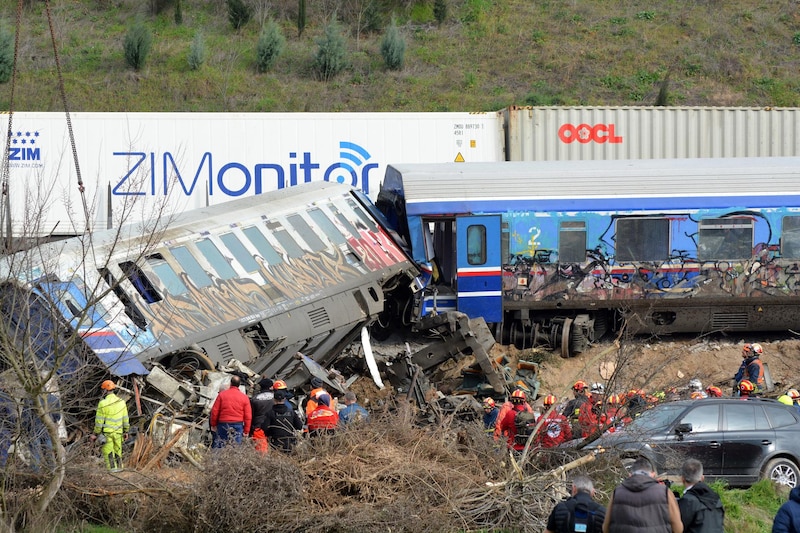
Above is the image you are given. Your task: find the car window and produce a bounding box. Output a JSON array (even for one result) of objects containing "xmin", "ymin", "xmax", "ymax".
[
  {"xmin": 680, "ymin": 404, "xmax": 720, "ymax": 433},
  {"xmin": 765, "ymin": 405, "xmax": 798, "ymax": 429},
  {"xmin": 627, "ymin": 404, "xmax": 687, "ymax": 432},
  {"xmin": 724, "ymin": 403, "xmax": 759, "ymax": 431}
]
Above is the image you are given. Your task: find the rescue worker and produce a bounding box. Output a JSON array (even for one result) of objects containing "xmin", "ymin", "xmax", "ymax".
[
  {"xmin": 705, "ymin": 385, "xmax": 723, "ymax": 398},
  {"xmin": 305, "ymin": 377, "xmax": 336, "ymax": 419},
  {"xmin": 339, "ymin": 391, "xmax": 369, "ymax": 425},
  {"xmin": 496, "ymin": 389, "xmax": 530, "ymax": 451},
  {"xmin": 482, "ymin": 397, "xmax": 499, "ymax": 432},
  {"xmin": 738, "ymin": 379, "xmax": 756, "ymax": 399},
  {"xmin": 210, "ymin": 375, "xmax": 252, "ymax": 448},
  {"xmin": 690, "ymin": 391, "xmax": 705, "ymax": 400},
  {"xmin": 789, "ymin": 389, "xmax": 800, "ymax": 414},
  {"xmin": 536, "ymin": 394, "xmax": 572, "ymax": 448},
  {"xmin": 262, "ymin": 387, "xmax": 303, "ymax": 453},
  {"xmin": 493, "ymin": 387, "xmax": 533, "ymax": 442},
  {"xmin": 563, "ymin": 381, "xmax": 589, "ymax": 436},
  {"xmin": 625, "ymin": 389, "xmax": 648, "ymax": 418},
  {"xmin": 734, "ymin": 343, "xmax": 765, "ymax": 394},
  {"xmin": 577, "ymin": 387, "xmax": 603, "ymax": 438},
  {"xmin": 688, "ymin": 379, "xmax": 706, "ymax": 399},
  {"xmin": 249, "ymin": 377, "xmax": 274, "ymax": 437},
  {"xmin": 307, "ymin": 392, "xmax": 339, "ymax": 437},
  {"xmin": 90, "ymin": 380, "xmax": 129, "ymax": 472}
]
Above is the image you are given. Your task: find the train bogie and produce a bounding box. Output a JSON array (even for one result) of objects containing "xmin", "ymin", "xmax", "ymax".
[{"xmin": 377, "ymin": 157, "xmax": 800, "ymax": 357}]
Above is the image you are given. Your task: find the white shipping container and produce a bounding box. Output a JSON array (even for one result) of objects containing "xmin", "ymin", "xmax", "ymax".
[
  {"xmin": 1, "ymin": 111, "xmax": 504, "ymax": 238},
  {"xmin": 504, "ymin": 106, "xmax": 800, "ymax": 161}
]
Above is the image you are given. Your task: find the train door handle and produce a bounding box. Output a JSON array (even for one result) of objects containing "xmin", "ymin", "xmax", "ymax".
[{"xmin": 709, "ymin": 442, "xmax": 720, "ymax": 449}]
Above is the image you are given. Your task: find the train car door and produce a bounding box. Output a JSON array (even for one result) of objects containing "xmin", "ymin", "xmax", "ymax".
[{"xmin": 456, "ymin": 215, "xmax": 502, "ymax": 323}]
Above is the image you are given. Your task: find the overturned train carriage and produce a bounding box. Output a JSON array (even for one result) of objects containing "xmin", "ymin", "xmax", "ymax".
[
  {"xmin": 376, "ymin": 157, "xmax": 800, "ymax": 357},
  {"xmin": 0, "ymin": 182, "xmax": 419, "ymax": 390}
]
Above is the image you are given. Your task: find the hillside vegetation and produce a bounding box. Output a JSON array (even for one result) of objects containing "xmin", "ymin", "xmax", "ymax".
[{"xmin": 1, "ymin": 0, "xmax": 799, "ymax": 113}]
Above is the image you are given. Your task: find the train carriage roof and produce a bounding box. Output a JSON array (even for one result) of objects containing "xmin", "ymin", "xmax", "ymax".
[{"xmin": 382, "ymin": 157, "xmax": 800, "ymax": 215}]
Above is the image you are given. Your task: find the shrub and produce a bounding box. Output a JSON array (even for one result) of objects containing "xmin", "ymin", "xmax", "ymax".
[
  {"xmin": 226, "ymin": 0, "xmax": 252, "ymax": 30},
  {"xmin": 313, "ymin": 19, "xmax": 347, "ymax": 81},
  {"xmin": 434, "ymin": 0, "xmax": 447, "ymax": 26},
  {"xmin": 0, "ymin": 20, "xmax": 13, "ymax": 84},
  {"xmin": 380, "ymin": 18, "xmax": 406, "ymax": 71},
  {"xmin": 298, "ymin": 0, "xmax": 306, "ymax": 37},
  {"xmin": 123, "ymin": 19, "xmax": 153, "ymax": 71},
  {"xmin": 256, "ymin": 20, "xmax": 285, "ymax": 73},
  {"xmin": 174, "ymin": 0, "xmax": 183, "ymax": 25},
  {"xmin": 187, "ymin": 31, "xmax": 206, "ymax": 71}
]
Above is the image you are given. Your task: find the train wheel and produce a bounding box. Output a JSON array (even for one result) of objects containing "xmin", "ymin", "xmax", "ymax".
[
  {"xmin": 170, "ymin": 350, "xmax": 215, "ymax": 376},
  {"xmin": 560, "ymin": 317, "xmax": 574, "ymax": 359}
]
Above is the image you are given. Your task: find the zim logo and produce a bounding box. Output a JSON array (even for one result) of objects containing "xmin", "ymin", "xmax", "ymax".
[
  {"xmin": 558, "ymin": 123, "xmax": 623, "ymax": 144},
  {"xmin": 112, "ymin": 140, "xmax": 379, "ymax": 197},
  {"xmin": 7, "ymin": 130, "xmax": 42, "ymax": 160}
]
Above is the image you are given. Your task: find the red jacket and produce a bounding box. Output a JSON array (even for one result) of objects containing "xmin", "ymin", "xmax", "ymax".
[
  {"xmin": 497, "ymin": 405, "xmax": 527, "ymax": 450},
  {"xmin": 535, "ymin": 411, "xmax": 572, "ymax": 448},
  {"xmin": 211, "ymin": 387, "xmax": 253, "ymax": 436},
  {"xmin": 307, "ymin": 405, "xmax": 339, "ymax": 433}
]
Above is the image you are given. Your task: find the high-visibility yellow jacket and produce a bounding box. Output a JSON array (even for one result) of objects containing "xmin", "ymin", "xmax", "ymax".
[{"xmin": 94, "ymin": 393, "xmax": 129, "ymax": 435}]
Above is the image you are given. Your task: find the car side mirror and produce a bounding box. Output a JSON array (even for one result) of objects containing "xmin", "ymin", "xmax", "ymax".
[{"xmin": 675, "ymin": 423, "xmax": 692, "ymax": 435}]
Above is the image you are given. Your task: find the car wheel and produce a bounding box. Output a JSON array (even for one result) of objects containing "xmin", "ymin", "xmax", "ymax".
[{"xmin": 764, "ymin": 458, "xmax": 800, "ymax": 488}]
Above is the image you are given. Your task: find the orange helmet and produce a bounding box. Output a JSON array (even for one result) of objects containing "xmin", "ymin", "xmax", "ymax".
[
  {"xmin": 739, "ymin": 380, "xmax": 755, "ymax": 393},
  {"xmin": 482, "ymin": 397, "xmax": 496, "ymax": 409},
  {"xmin": 742, "ymin": 343, "xmax": 763, "ymax": 357},
  {"xmin": 272, "ymin": 380, "xmax": 287, "ymax": 390},
  {"xmin": 705, "ymin": 386, "xmax": 723, "ymax": 398},
  {"xmin": 511, "ymin": 389, "xmax": 527, "ymax": 403},
  {"xmin": 627, "ymin": 389, "xmax": 644, "ymax": 398},
  {"xmin": 100, "ymin": 380, "xmax": 116, "ymax": 391},
  {"xmin": 543, "ymin": 394, "xmax": 557, "ymax": 406},
  {"xmin": 607, "ymin": 393, "xmax": 622, "ymax": 405},
  {"xmin": 690, "ymin": 391, "xmax": 705, "ymax": 400},
  {"xmin": 788, "ymin": 389, "xmax": 800, "ymax": 401},
  {"xmin": 572, "ymin": 380, "xmax": 588, "ymax": 391}
]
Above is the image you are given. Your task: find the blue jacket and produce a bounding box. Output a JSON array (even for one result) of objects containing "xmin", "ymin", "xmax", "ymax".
[
  {"xmin": 734, "ymin": 356, "xmax": 764, "ymax": 389},
  {"xmin": 773, "ymin": 486, "xmax": 800, "ymax": 533},
  {"xmin": 340, "ymin": 403, "xmax": 369, "ymax": 424},
  {"xmin": 483, "ymin": 407, "xmax": 499, "ymax": 429}
]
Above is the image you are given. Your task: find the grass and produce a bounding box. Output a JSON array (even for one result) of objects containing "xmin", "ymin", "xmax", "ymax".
[{"xmin": 0, "ymin": 0, "xmax": 798, "ymax": 112}]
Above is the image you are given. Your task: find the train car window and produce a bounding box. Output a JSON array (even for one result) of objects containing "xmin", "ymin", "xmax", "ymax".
[
  {"xmin": 146, "ymin": 255, "xmax": 189, "ymax": 296},
  {"xmin": 243, "ymin": 226, "xmax": 285, "ymax": 264},
  {"xmin": 308, "ymin": 207, "xmax": 348, "ymax": 245},
  {"xmin": 99, "ymin": 268, "xmax": 148, "ymax": 329},
  {"xmin": 467, "ymin": 225, "xmax": 487, "ymax": 265},
  {"xmin": 698, "ymin": 218, "xmax": 753, "ymax": 261},
  {"xmin": 197, "ymin": 239, "xmax": 237, "ymax": 280},
  {"xmin": 119, "ymin": 261, "xmax": 162, "ymax": 303},
  {"xmin": 330, "ymin": 206, "xmax": 359, "ymax": 237},
  {"xmin": 264, "ymin": 221, "xmax": 305, "ymax": 259},
  {"xmin": 170, "ymin": 246, "xmax": 213, "ymax": 288},
  {"xmin": 347, "ymin": 199, "xmax": 379, "ymax": 232},
  {"xmin": 287, "ymin": 213, "xmax": 326, "ymax": 252},
  {"xmin": 220, "ymin": 232, "xmax": 261, "ymax": 273},
  {"xmin": 781, "ymin": 216, "xmax": 800, "ymax": 258},
  {"xmin": 616, "ymin": 218, "xmax": 669, "ymax": 262},
  {"xmin": 559, "ymin": 221, "xmax": 587, "ymax": 263}
]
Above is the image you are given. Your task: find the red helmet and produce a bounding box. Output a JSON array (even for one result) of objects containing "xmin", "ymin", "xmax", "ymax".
[
  {"xmin": 511, "ymin": 389, "xmax": 527, "ymax": 403},
  {"xmin": 690, "ymin": 391, "xmax": 705, "ymax": 400},
  {"xmin": 739, "ymin": 380, "xmax": 755, "ymax": 393},
  {"xmin": 482, "ymin": 397, "xmax": 496, "ymax": 409},
  {"xmin": 272, "ymin": 380, "xmax": 287, "ymax": 390},
  {"xmin": 572, "ymin": 380, "xmax": 588, "ymax": 391},
  {"xmin": 789, "ymin": 389, "xmax": 800, "ymax": 401},
  {"xmin": 705, "ymin": 386, "xmax": 723, "ymax": 398},
  {"xmin": 543, "ymin": 394, "xmax": 557, "ymax": 406}
]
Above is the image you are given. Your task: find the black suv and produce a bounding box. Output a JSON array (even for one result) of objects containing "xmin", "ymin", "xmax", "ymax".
[{"xmin": 588, "ymin": 397, "xmax": 800, "ymax": 487}]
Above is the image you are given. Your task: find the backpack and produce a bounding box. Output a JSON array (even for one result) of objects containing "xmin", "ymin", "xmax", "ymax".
[
  {"xmin": 514, "ymin": 410, "xmax": 537, "ymax": 445},
  {"xmin": 565, "ymin": 497, "xmax": 605, "ymax": 533}
]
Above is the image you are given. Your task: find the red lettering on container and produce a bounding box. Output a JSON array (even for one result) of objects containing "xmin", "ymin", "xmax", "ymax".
[{"xmin": 558, "ymin": 123, "xmax": 623, "ymax": 144}]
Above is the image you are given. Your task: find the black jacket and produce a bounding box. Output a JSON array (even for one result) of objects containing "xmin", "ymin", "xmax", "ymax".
[
  {"xmin": 249, "ymin": 390, "xmax": 274, "ymax": 437},
  {"xmin": 262, "ymin": 402, "xmax": 302, "ymax": 452},
  {"xmin": 546, "ymin": 491, "xmax": 606, "ymax": 533},
  {"xmin": 678, "ymin": 481, "xmax": 724, "ymax": 533}
]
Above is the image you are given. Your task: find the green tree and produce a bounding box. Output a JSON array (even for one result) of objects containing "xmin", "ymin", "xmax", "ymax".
[
  {"xmin": 313, "ymin": 19, "xmax": 348, "ymax": 81},
  {"xmin": 226, "ymin": 0, "xmax": 252, "ymax": 30},
  {"xmin": 123, "ymin": 18, "xmax": 153, "ymax": 71},
  {"xmin": 380, "ymin": 17, "xmax": 405, "ymax": 71},
  {"xmin": 188, "ymin": 31, "xmax": 206, "ymax": 71},
  {"xmin": 256, "ymin": 20, "xmax": 285, "ymax": 73},
  {"xmin": 0, "ymin": 20, "xmax": 13, "ymax": 84}
]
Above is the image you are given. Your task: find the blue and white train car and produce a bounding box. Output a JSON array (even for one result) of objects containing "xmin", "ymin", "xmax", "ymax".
[
  {"xmin": 376, "ymin": 157, "xmax": 800, "ymax": 357},
  {"xmin": 0, "ymin": 182, "xmax": 419, "ymax": 389}
]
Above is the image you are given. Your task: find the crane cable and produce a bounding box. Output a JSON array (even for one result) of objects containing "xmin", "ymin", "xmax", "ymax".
[
  {"xmin": 0, "ymin": 0, "xmax": 23, "ymax": 253},
  {"xmin": 1, "ymin": 0, "xmax": 91, "ymax": 254}
]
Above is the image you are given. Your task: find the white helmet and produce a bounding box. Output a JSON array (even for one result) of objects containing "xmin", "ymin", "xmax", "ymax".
[
  {"xmin": 590, "ymin": 382, "xmax": 605, "ymax": 394},
  {"xmin": 689, "ymin": 378, "xmax": 702, "ymax": 391}
]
